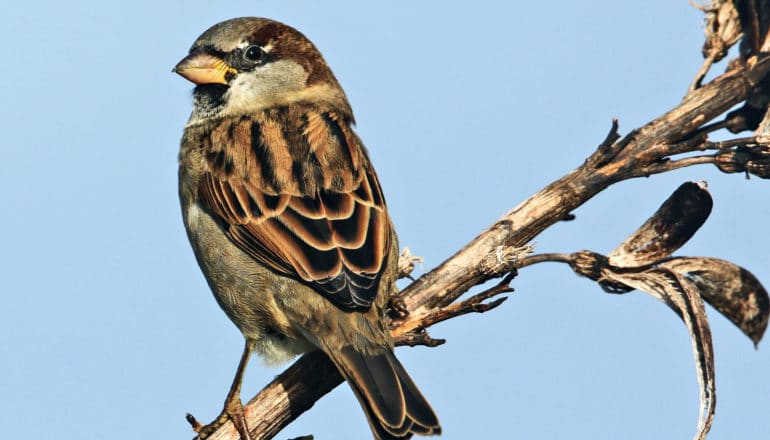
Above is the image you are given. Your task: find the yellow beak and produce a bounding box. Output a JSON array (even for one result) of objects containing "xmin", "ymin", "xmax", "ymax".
[{"xmin": 173, "ymin": 52, "xmax": 237, "ymax": 85}]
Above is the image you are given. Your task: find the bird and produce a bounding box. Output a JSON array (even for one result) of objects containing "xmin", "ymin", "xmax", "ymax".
[{"xmin": 174, "ymin": 17, "xmax": 441, "ymax": 440}]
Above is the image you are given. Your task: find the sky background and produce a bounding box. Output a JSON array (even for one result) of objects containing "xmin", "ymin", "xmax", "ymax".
[{"xmin": 2, "ymin": 1, "xmax": 768, "ymax": 439}]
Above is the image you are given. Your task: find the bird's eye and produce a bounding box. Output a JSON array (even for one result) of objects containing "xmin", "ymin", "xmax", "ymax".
[{"xmin": 244, "ymin": 45, "xmax": 265, "ymax": 63}]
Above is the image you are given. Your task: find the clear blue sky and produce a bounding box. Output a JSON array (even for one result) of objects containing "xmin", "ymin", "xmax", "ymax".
[{"xmin": 2, "ymin": 1, "xmax": 768, "ymax": 439}]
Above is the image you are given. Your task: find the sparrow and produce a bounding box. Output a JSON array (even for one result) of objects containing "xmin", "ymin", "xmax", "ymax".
[{"xmin": 174, "ymin": 17, "xmax": 441, "ymax": 440}]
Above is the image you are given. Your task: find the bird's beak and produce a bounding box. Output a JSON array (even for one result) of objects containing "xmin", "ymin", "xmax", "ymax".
[{"xmin": 173, "ymin": 52, "xmax": 236, "ymax": 85}]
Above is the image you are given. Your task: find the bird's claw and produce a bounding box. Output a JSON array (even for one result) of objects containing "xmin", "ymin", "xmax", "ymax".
[
  {"xmin": 188, "ymin": 399, "xmax": 252, "ymax": 440},
  {"xmin": 387, "ymin": 292, "xmax": 409, "ymax": 319}
]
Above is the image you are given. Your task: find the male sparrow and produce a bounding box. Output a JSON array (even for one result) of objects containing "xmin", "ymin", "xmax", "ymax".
[{"xmin": 174, "ymin": 17, "xmax": 441, "ymax": 440}]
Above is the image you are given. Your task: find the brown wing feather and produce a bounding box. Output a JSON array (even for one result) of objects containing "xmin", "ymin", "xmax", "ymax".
[{"xmin": 197, "ymin": 107, "xmax": 391, "ymax": 311}]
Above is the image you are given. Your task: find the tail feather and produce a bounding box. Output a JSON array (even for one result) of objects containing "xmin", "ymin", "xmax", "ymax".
[
  {"xmin": 332, "ymin": 345, "xmax": 441, "ymax": 439},
  {"xmin": 388, "ymin": 353, "xmax": 440, "ymax": 431}
]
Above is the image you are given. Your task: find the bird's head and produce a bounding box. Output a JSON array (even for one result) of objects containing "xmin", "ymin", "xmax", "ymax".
[{"xmin": 174, "ymin": 18, "xmax": 351, "ymax": 123}]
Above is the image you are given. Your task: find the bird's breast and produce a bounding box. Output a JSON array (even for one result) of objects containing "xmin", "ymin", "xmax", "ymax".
[{"xmin": 182, "ymin": 201, "xmax": 311, "ymax": 363}]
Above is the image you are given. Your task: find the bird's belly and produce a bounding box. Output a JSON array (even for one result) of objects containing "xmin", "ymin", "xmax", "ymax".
[{"xmin": 183, "ymin": 202, "xmax": 313, "ymax": 364}]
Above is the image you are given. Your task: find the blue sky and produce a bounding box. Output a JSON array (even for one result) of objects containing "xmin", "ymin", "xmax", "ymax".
[{"xmin": 2, "ymin": 1, "xmax": 768, "ymax": 439}]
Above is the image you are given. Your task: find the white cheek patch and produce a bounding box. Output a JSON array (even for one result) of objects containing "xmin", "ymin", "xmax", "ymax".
[{"xmin": 222, "ymin": 60, "xmax": 309, "ymax": 114}]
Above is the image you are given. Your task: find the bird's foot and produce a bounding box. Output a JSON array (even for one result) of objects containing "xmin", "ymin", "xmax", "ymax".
[
  {"xmin": 387, "ymin": 292, "xmax": 410, "ymax": 319},
  {"xmin": 187, "ymin": 398, "xmax": 252, "ymax": 440}
]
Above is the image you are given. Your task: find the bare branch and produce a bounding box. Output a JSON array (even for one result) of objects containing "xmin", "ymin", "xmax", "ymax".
[{"xmin": 393, "ymin": 271, "xmax": 516, "ymax": 335}]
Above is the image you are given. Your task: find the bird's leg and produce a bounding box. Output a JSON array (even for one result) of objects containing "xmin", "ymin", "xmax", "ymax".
[{"xmin": 196, "ymin": 339, "xmax": 256, "ymax": 440}]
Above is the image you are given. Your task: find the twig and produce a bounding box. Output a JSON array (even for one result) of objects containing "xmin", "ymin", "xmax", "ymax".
[
  {"xmin": 395, "ymin": 331, "xmax": 446, "ymax": 348},
  {"xmin": 397, "ymin": 247, "xmax": 423, "ymax": 280},
  {"xmin": 518, "ymin": 253, "xmax": 573, "ymax": 268},
  {"xmin": 400, "ymin": 271, "xmax": 516, "ymax": 331}
]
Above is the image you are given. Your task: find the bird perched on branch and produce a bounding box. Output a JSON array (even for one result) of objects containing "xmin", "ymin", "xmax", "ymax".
[{"xmin": 174, "ymin": 17, "xmax": 441, "ymax": 440}]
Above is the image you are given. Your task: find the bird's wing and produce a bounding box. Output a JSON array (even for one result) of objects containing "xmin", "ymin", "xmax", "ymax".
[{"xmin": 197, "ymin": 108, "xmax": 391, "ymax": 311}]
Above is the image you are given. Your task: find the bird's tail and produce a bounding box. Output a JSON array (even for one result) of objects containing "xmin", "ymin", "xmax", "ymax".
[{"xmin": 329, "ymin": 345, "xmax": 441, "ymax": 440}]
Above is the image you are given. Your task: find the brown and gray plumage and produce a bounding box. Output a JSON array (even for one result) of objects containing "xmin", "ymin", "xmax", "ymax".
[{"xmin": 174, "ymin": 17, "xmax": 441, "ymax": 440}]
